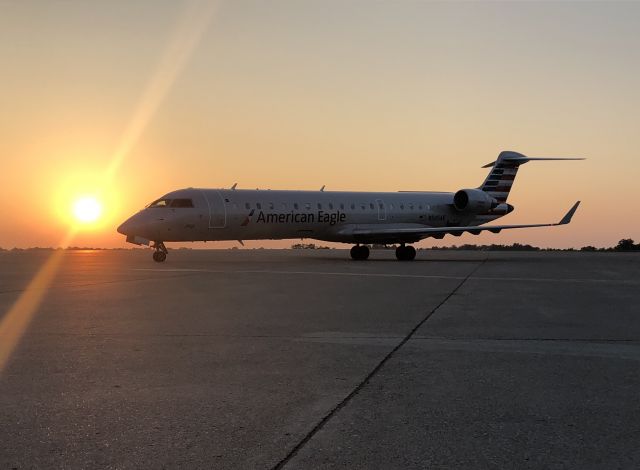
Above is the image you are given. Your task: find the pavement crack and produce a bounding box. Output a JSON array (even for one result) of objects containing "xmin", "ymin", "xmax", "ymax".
[{"xmin": 271, "ymin": 256, "xmax": 489, "ymax": 470}]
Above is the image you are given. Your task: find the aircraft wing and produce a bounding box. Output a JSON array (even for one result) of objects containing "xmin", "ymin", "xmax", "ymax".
[{"xmin": 339, "ymin": 201, "xmax": 580, "ymax": 241}]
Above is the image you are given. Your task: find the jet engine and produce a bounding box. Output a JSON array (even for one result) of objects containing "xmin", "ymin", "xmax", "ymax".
[{"xmin": 453, "ymin": 189, "xmax": 498, "ymax": 213}]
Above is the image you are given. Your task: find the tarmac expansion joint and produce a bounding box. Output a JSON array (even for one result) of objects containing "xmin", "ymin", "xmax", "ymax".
[{"xmin": 271, "ymin": 255, "xmax": 490, "ymax": 469}]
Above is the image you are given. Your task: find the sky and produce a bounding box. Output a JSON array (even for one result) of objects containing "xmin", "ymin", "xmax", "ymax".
[{"xmin": 1, "ymin": 0, "xmax": 638, "ymax": 249}]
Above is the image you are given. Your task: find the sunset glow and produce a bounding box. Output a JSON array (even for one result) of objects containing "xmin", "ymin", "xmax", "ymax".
[
  {"xmin": 72, "ymin": 196, "xmax": 102, "ymax": 223},
  {"xmin": 0, "ymin": 1, "xmax": 219, "ymax": 375},
  {"xmin": 0, "ymin": 3, "xmax": 638, "ymax": 466},
  {"xmin": 0, "ymin": 2, "xmax": 638, "ymax": 250}
]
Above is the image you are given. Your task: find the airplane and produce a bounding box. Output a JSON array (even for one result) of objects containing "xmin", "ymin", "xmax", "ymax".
[{"xmin": 117, "ymin": 151, "xmax": 583, "ymax": 262}]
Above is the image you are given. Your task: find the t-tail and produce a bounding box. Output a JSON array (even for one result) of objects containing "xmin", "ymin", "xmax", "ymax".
[{"xmin": 479, "ymin": 151, "xmax": 585, "ymax": 203}]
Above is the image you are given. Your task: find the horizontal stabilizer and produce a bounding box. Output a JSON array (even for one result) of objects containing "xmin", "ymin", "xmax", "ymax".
[{"xmin": 482, "ymin": 151, "xmax": 585, "ymax": 168}]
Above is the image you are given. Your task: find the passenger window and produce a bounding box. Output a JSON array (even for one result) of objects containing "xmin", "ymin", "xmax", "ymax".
[
  {"xmin": 257, "ymin": 203, "xmax": 262, "ymax": 209},
  {"xmin": 389, "ymin": 203, "xmax": 394, "ymax": 210},
  {"xmin": 400, "ymin": 204, "xmax": 404, "ymax": 210},
  {"xmin": 369, "ymin": 203, "xmax": 374, "ymax": 210},
  {"xmin": 360, "ymin": 203, "xmax": 366, "ymax": 211},
  {"xmin": 409, "ymin": 203, "xmax": 414, "ymax": 210},
  {"xmin": 281, "ymin": 202, "xmax": 287, "ymax": 210},
  {"xmin": 269, "ymin": 202, "xmax": 274, "ymax": 210},
  {"xmin": 305, "ymin": 203, "xmax": 311, "ymax": 210},
  {"xmin": 329, "ymin": 203, "xmax": 334, "ymax": 210},
  {"xmin": 317, "ymin": 203, "xmax": 322, "ymax": 209},
  {"xmin": 340, "ymin": 203, "xmax": 344, "ymax": 210},
  {"xmin": 294, "ymin": 203, "xmax": 299, "ymax": 210},
  {"xmin": 350, "ymin": 203, "xmax": 355, "ymax": 210}
]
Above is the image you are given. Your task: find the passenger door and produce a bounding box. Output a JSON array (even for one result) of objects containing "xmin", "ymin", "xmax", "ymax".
[
  {"xmin": 202, "ymin": 190, "xmax": 227, "ymax": 228},
  {"xmin": 376, "ymin": 199, "xmax": 386, "ymax": 221}
]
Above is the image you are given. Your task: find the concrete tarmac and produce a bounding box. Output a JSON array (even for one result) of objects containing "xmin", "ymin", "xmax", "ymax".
[{"xmin": 0, "ymin": 249, "xmax": 639, "ymax": 469}]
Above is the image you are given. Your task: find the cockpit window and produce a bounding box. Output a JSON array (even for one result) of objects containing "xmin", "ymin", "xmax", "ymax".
[
  {"xmin": 148, "ymin": 199, "xmax": 171, "ymax": 208},
  {"xmin": 147, "ymin": 198, "xmax": 194, "ymax": 208},
  {"xmin": 170, "ymin": 198, "xmax": 194, "ymax": 208}
]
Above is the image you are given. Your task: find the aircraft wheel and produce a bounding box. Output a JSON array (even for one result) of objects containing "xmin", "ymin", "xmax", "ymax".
[
  {"xmin": 153, "ymin": 251, "xmax": 167, "ymax": 263},
  {"xmin": 350, "ymin": 245, "xmax": 369, "ymax": 261},
  {"xmin": 396, "ymin": 245, "xmax": 416, "ymax": 261}
]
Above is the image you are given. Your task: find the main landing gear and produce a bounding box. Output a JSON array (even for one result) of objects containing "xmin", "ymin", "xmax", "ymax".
[
  {"xmin": 395, "ymin": 244, "xmax": 416, "ymax": 261},
  {"xmin": 349, "ymin": 244, "xmax": 417, "ymax": 261},
  {"xmin": 350, "ymin": 244, "xmax": 370, "ymax": 261},
  {"xmin": 152, "ymin": 241, "xmax": 167, "ymax": 263}
]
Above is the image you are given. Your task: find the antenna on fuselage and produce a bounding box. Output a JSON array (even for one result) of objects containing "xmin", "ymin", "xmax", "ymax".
[
  {"xmin": 320, "ymin": 185, "xmax": 325, "ymax": 192},
  {"xmin": 231, "ymin": 183, "xmax": 237, "ymax": 190}
]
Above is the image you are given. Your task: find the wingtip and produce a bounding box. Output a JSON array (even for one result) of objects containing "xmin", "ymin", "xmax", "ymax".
[{"xmin": 559, "ymin": 201, "xmax": 581, "ymax": 225}]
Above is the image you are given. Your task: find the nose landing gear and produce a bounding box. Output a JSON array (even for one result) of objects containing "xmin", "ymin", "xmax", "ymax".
[
  {"xmin": 350, "ymin": 244, "xmax": 370, "ymax": 261},
  {"xmin": 152, "ymin": 241, "xmax": 167, "ymax": 263},
  {"xmin": 395, "ymin": 244, "xmax": 416, "ymax": 261}
]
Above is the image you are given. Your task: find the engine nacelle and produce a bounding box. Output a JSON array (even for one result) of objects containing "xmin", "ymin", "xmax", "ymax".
[{"xmin": 453, "ymin": 189, "xmax": 498, "ymax": 213}]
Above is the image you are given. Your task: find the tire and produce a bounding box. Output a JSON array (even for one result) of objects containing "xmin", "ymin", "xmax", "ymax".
[
  {"xmin": 395, "ymin": 245, "xmax": 416, "ymax": 261},
  {"xmin": 350, "ymin": 245, "xmax": 369, "ymax": 261}
]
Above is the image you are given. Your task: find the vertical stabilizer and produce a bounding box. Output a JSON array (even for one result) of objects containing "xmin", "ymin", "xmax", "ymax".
[
  {"xmin": 479, "ymin": 151, "xmax": 526, "ymax": 203},
  {"xmin": 479, "ymin": 151, "xmax": 584, "ymax": 203}
]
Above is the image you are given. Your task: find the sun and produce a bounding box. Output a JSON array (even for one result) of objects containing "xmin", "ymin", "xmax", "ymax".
[{"xmin": 72, "ymin": 196, "xmax": 102, "ymax": 223}]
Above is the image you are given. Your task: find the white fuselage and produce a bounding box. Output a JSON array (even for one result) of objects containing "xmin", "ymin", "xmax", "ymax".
[
  {"xmin": 116, "ymin": 151, "xmax": 581, "ymax": 262},
  {"xmin": 117, "ymin": 188, "xmax": 504, "ymax": 245}
]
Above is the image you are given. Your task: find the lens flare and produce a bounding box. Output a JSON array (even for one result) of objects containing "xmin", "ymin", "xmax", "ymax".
[
  {"xmin": 72, "ymin": 197, "xmax": 102, "ymax": 223},
  {"xmin": 1, "ymin": 0, "xmax": 218, "ymax": 377}
]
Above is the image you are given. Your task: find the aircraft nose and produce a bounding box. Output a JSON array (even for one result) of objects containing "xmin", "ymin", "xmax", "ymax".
[
  {"xmin": 117, "ymin": 215, "xmax": 137, "ymax": 236},
  {"xmin": 117, "ymin": 220, "xmax": 129, "ymax": 236}
]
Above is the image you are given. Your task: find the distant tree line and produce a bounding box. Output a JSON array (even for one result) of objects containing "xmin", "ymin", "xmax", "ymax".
[
  {"xmin": 289, "ymin": 239, "xmax": 640, "ymax": 252},
  {"xmin": 430, "ymin": 243, "xmax": 540, "ymax": 251},
  {"xmin": 428, "ymin": 239, "xmax": 640, "ymax": 252},
  {"xmin": 586, "ymin": 239, "xmax": 640, "ymax": 252}
]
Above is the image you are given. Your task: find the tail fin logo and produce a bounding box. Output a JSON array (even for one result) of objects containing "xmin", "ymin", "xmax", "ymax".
[
  {"xmin": 480, "ymin": 151, "xmax": 584, "ymax": 203},
  {"xmin": 480, "ymin": 159, "xmax": 521, "ymax": 203},
  {"xmin": 241, "ymin": 209, "xmax": 255, "ymax": 226}
]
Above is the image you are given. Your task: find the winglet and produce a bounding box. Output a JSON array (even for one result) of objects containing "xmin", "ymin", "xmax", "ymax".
[{"xmin": 558, "ymin": 201, "xmax": 581, "ymax": 225}]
